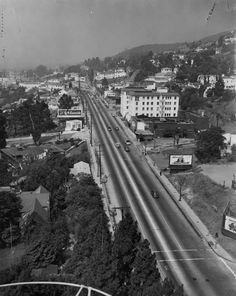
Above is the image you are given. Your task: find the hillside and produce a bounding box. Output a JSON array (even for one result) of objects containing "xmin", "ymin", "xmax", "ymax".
[{"xmin": 115, "ymin": 30, "xmax": 233, "ymax": 59}]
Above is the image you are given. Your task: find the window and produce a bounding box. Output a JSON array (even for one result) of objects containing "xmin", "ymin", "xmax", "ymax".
[
  {"xmin": 151, "ymin": 102, "xmax": 153, "ymax": 105},
  {"xmin": 136, "ymin": 113, "xmax": 138, "ymax": 116},
  {"xmin": 126, "ymin": 106, "xmax": 129, "ymax": 109},
  {"xmin": 174, "ymin": 102, "xmax": 176, "ymax": 105},
  {"xmin": 142, "ymin": 107, "xmax": 145, "ymax": 110},
  {"xmin": 174, "ymin": 107, "xmax": 176, "ymax": 110},
  {"xmin": 136, "ymin": 107, "xmax": 138, "ymax": 110},
  {"xmin": 136, "ymin": 102, "xmax": 138, "ymax": 105},
  {"xmin": 143, "ymin": 102, "xmax": 145, "ymax": 105},
  {"xmin": 151, "ymin": 107, "xmax": 153, "ymax": 110},
  {"xmin": 150, "ymin": 113, "xmax": 153, "ymax": 116},
  {"xmin": 147, "ymin": 107, "xmax": 149, "ymax": 110},
  {"xmin": 173, "ymin": 113, "xmax": 176, "ymax": 116}
]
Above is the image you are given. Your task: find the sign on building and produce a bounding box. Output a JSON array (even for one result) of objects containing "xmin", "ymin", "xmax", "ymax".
[{"xmin": 58, "ymin": 109, "xmax": 82, "ymax": 116}]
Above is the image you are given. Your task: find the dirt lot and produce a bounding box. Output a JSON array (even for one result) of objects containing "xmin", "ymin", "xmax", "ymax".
[{"xmin": 200, "ymin": 162, "xmax": 236, "ymax": 189}]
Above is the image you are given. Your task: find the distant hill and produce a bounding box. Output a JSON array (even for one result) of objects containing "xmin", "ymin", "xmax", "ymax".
[{"xmin": 115, "ymin": 30, "xmax": 233, "ymax": 59}]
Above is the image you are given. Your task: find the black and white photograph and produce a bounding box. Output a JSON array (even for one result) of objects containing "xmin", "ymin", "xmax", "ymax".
[{"xmin": 0, "ymin": 1, "xmax": 235, "ymax": 295}]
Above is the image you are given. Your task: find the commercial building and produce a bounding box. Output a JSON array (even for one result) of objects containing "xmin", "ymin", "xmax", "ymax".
[{"xmin": 120, "ymin": 87, "xmax": 179, "ymax": 121}]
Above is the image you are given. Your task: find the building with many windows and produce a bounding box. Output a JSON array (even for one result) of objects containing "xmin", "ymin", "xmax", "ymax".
[{"xmin": 120, "ymin": 87, "xmax": 179, "ymax": 121}]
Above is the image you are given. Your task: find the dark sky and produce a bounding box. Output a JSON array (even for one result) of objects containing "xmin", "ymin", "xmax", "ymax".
[{"xmin": 0, "ymin": 0, "xmax": 235, "ymax": 69}]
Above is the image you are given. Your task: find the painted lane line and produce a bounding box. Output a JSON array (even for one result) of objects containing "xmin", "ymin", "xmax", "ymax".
[
  {"xmin": 157, "ymin": 258, "xmax": 214, "ymax": 262},
  {"xmin": 219, "ymin": 257, "xmax": 236, "ymax": 280},
  {"xmin": 153, "ymin": 248, "xmax": 212, "ymax": 253}
]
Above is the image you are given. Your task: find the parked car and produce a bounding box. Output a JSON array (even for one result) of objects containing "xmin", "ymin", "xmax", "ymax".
[
  {"xmin": 115, "ymin": 126, "xmax": 119, "ymax": 131},
  {"xmin": 125, "ymin": 139, "xmax": 131, "ymax": 145},
  {"xmin": 115, "ymin": 142, "xmax": 120, "ymax": 148},
  {"xmin": 107, "ymin": 126, "xmax": 112, "ymax": 131}
]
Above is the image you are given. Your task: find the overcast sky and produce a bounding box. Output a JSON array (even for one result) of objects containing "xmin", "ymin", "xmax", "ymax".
[{"xmin": 0, "ymin": 0, "xmax": 235, "ymax": 69}]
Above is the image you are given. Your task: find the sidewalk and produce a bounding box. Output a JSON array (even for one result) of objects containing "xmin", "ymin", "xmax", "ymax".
[{"xmin": 116, "ymin": 115, "xmax": 235, "ymax": 263}]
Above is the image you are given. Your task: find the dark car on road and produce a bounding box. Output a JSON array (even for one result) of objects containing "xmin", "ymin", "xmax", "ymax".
[
  {"xmin": 151, "ymin": 190, "xmax": 159, "ymax": 199},
  {"xmin": 124, "ymin": 146, "xmax": 130, "ymax": 152}
]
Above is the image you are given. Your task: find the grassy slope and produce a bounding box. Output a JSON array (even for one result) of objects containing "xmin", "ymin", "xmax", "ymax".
[{"xmin": 170, "ymin": 173, "xmax": 236, "ymax": 257}]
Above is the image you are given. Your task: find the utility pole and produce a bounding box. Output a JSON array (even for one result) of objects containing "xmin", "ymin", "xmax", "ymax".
[
  {"xmin": 98, "ymin": 144, "xmax": 102, "ymax": 183},
  {"xmin": 90, "ymin": 113, "xmax": 93, "ymax": 146}
]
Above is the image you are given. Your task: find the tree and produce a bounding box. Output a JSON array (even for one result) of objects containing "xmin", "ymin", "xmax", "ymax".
[
  {"xmin": 0, "ymin": 110, "xmax": 7, "ymax": 148},
  {"xmin": 102, "ymin": 77, "xmax": 109, "ymax": 89},
  {"xmin": 0, "ymin": 159, "xmax": 12, "ymax": 186},
  {"xmin": 180, "ymin": 88, "xmax": 204, "ymax": 111},
  {"xmin": 13, "ymin": 99, "xmax": 55, "ymax": 145},
  {"xmin": 213, "ymin": 77, "xmax": 224, "ymax": 97},
  {"xmin": 88, "ymin": 68, "xmax": 94, "ymax": 83},
  {"xmin": 195, "ymin": 127, "xmax": 226, "ymax": 163},
  {"xmin": 0, "ymin": 191, "xmax": 22, "ymax": 244},
  {"xmin": 128, "ymin": 239, "xmax": 161, "ymax": 296},
  {"xmin": 231, "ymin": 144, "xmax": 236, "ymax": 162},
  {"xmin": 25, "ymin": 219, "xmax": 69, "ymax": 268},
  {"xmin": 22, "ymin": 154, "xmax": 71, "ymax": 193},
  {"xmin": 175, "ymin": 175, "xmax": 187, "ymax": 201},
  {"xmin": 59, "ymin": 94, "xmax": 74, "ymax": 109},
  {"xmin": 112, "ymin": 213, "xmax": 141, "ymax": 294}
]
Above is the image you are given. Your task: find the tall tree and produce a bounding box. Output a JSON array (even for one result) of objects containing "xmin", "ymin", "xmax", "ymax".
[
  {"xmin": 195, "ymin": 127, "xmax": 226, "ymax": 163},
  {"xmin": 128, "ymin": 239, "xmax": 161, "ymax": 296},
  {"xmin": 102, "ymin": 77, "xmax": 109, "ymax": 89},
  {"xmin": 0, "ymin": 159, "xmax": 12, "ymax": 186},
  {"xmin": 213, "ymin": 77, "xmax": 224, "ymax": 97},
  {"xmin": 59, "ymin": 94, "xmax": 74, "ymax": 109},
  {"xmin": 13, "ymin": 99, "xmax": 55, "ymax": 145},
  {"xmin": 0, "ymin": 110, "xmax": 7, "ymax": 148},
  {"xmin": 112, "ymin": 213, "xmax": 141, "ymax": 294},
  {"xmin": 0, "ymin": 191, "xmax": 22, "ymax": 244}
]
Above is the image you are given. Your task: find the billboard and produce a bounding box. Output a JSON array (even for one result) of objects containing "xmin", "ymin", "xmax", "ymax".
[
  {"xmin": 169, "ymin": 154, "xmax": 193, "ymax": 170},
  {"xmin": 58, "ymin": 109, "xmax": 82, "ymax": 116},
  {"xmin": 224, "ymin": 215, "xmax": 236, "ymax": 234}
]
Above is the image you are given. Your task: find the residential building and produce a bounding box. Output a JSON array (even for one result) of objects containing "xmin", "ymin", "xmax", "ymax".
[
  {"xmin": 197, "ymin": 74, "xmax": 219, "ymax": 86},
  {"xmin": 19, "ymin": 185, "xmax": 50, "ymax": 226},
  {"xmin": 120, "ymin": 87, "xmax": 179, "ymax": 121},
  {"xmin": 161, "ymin": 67, "xmax": 173, "ymax": 74},
  {"xmin": 222, "ymin": 75, "xmax": 236, "ymax": 90}
]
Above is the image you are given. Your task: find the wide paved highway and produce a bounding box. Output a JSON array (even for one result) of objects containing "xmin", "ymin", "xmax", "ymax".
[{"xmin": 83, "ymin": 90, "xmax": 236, "ymax": 296}]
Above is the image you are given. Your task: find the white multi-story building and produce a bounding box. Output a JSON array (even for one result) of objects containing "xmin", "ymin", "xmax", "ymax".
[
  {"xmin": 120, "ymin": 87, "xmax": 179, "ymax": 121},
  {"xmin": 95, "ymin": 68, "xmax": 127, "ymax": 81}
]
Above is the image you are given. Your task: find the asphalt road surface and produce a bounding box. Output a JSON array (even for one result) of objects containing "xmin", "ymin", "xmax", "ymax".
[{"xmin": 82, "ymin": 90, "xmax": 236, "ymax": 296}]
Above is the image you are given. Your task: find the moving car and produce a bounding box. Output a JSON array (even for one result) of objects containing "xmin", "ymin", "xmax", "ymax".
[
  {"xmin": 125, "ymin": 139, "xmax": 131, "ymax": 145},
  {"xmin": 151, "ymin": 190, "xmax": 159, "ymax": 199},
  {"xmin": 107, "ymin": 126, "xmax": 112, "ymax": 131},
  {"xmin": 124, "ymin": 146, "xmax": 130, "ymax": 152},
  {"xmin": 115, "ymin": 142, "xmax": 120, "ymax": 148},
  {"xmin": 115, "ymin": 126, "xmax": 119, "ymax": 131}
]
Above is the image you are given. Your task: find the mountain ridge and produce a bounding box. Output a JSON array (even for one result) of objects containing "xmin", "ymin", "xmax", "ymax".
[{"xmin": 115, "ymin": 30, "xmax": 234, "ymax": 59}]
